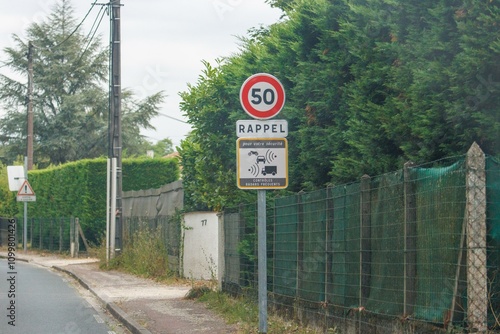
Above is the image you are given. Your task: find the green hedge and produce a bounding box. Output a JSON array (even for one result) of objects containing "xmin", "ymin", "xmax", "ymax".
[{"xmin": 20, "ymin": 157, "xmax": 179, "ymax": 244}]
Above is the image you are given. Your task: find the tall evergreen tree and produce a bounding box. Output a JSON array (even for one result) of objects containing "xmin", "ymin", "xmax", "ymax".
[
  {"xmin": 178, "ymin": 0, "xmax": 500, "ymax": 209},
  {"xmin": 0, "ymin": 0, "xmax": 163, "ymax": 165}
]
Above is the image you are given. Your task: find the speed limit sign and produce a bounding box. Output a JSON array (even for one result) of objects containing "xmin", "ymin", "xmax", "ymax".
[{"xmin": 240, "ymin": 73, "xmax": 286, "ymax": 120}]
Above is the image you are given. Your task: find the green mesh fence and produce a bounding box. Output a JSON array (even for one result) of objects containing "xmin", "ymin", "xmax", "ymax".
[
  {"xmin": 487, "ymin": 156, "xmax": 500, "ymax": 329},
  {"xmin": 364, "ymin": 171, "xmax": 405, "ymax": 315},
  {"xmin": 15, "ymin": 217, "xmax": 73, "ymax": 252},
  {"xmin": 412, "ymin": 160, "xmax": 466, "ymax": 323},
  {"xmin": 274, "ymin": 195, "xmax": 298, "ymax": 297},
  {"xmin": 298, "ymin": 189, "xmax": 327, "ymax": 302},
  {"xmin": 123, "ymin": 215, "xmax": 182, "ymax": 273},
  {"xmin": 223, "ymin": 151, "xmax": 500, "ymax": 331},
  {"xmin": 222, "ymin": 203, "xmax": 258, "ymax": 293},
  {"xmin": 331, "ymin": 182, "xmax": 361, "ymax": 308}
]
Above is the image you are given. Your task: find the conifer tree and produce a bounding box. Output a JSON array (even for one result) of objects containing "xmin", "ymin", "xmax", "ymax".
[{"xmin": 0, "ymin": 0, "xmax": 163, "ymax": 165}]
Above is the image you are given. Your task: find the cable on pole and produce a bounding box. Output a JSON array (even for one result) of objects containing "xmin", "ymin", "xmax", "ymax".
[{"xmin": 31, "ymin": 0, "xmax": 99, "ymax": 51}]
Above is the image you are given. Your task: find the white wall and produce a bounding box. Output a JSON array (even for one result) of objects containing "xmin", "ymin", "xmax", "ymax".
[{"xmin": 182, "ymin": 212, "xmax": 219, "ymax": 280}]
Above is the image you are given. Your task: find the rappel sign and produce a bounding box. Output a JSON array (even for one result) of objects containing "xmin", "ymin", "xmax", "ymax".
[
  {"xmin": 236, "ymin": 73, "xmax": 288, "ymax": 333},
  {"xmin": 236, "ymin": 120, "xmax": 288, "ymax": 138}
]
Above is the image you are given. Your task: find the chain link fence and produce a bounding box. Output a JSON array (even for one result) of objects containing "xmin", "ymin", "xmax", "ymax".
[
  {"xmin": 122, "ymin": 215, "xmax": 182, "ymax": 274},
  {"xmin": 0, "ymin": 217, "xmax": 77, "ymax": 253},
  {"xmin": 222, "ymin": 144, "xmax": 499, "ymax": 333}
]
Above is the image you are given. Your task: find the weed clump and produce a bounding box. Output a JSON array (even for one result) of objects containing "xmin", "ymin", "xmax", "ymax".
[
  {"xmin": 99, "ymin": 222, "xmax": 173, "ymax": 280},
  {"xmin": 185, "ymin": 285, "xmax": 212, "ymax": 300}
]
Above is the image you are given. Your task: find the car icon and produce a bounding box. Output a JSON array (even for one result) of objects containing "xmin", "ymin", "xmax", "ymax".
[{"xmin": 256, "ymin": 156, "xmax": 266, "ymax": 163}]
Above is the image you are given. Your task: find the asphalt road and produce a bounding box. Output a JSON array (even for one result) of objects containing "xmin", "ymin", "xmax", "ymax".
[{"xmin": 0, "ymin": 258, "xmax": 117, "ymax": 334}]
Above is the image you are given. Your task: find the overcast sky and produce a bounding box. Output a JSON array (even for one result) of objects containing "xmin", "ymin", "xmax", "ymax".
[{"xmin": 0, "ymin": 0, "xmax": 283, "ymax": 148}]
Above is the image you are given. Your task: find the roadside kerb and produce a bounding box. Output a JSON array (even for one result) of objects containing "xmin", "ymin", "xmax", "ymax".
[
  {"xmin": 0, "ymin": 253, "xmax": 150, "ymax": 334},
  {"xmin": 53, "ymin": 265, "xmax": 152, "ymax": 334}
]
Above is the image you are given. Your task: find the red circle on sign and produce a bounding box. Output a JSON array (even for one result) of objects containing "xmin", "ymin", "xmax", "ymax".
[{"xmin": 240, "ymin": 73, "xmax": 285, "ymax": 119}]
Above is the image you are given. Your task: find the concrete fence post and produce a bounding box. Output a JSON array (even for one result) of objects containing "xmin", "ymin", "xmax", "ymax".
[
  {"xmin": 465, "ymin": 142, "xmax": 487, "ymax": 332},
  {"xmin": 217, "ymin": 212, "xmax": 225, "ymax": 291}
]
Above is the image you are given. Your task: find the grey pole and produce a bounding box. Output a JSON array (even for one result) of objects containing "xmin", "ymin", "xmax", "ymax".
[
  {"xmin": 23, "ymin": 156, "xmax": 28, "ymax": 253},
  {"xmin": 109, "ymin": 0, "xmax": 123, "ymax": 252},
  {"xmin": 27, "ymin": 42, "xmax": 34, "ymax": 171},
  {"xmin": 257, "ymin": 190, "xmax": 267, "ymax": 333}
]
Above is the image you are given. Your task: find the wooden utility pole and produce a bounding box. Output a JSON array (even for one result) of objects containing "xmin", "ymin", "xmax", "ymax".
[
  {"xmin": 27, "ymin": 41, "xmax": 34, "ymax": 170},
  {"xmin": 109, "ymin": 0, "xmax": 123, "ymax": 252}
]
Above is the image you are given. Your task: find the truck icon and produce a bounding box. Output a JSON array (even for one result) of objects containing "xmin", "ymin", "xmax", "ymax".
[{"xmin": 262, "ymin": 166, "xmax": 277, "ymax": 176}]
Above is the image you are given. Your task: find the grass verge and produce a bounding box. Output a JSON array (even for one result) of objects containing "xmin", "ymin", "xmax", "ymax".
[
  {"xmin": 190, "ymin": 287, "xmax": 335, "ymax": 334},
  {"xmin": 92, "ymin": 223, "xmax": 333, "ymax": 333},
  {"xmin": 94, "ymin": 223, "xmax": 183, "ymax": 284}
]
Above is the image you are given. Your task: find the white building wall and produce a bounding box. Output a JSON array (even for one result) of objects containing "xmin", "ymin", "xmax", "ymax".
[{"xmin": 182, "ymin": 212, "xmax": 219, "ymax": 280}]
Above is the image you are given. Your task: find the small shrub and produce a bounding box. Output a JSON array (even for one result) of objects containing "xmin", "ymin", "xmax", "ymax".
[
  {"xmin": 185, "ymin": 285, "xmax": 212, "ymax": 300},
  {"xmin": 97, "ymin": 221, "xmax": 173, "ymax": 280},
  {"xmin": 121, "ymin": 222, "xmax": 171, "ymax": 278}
]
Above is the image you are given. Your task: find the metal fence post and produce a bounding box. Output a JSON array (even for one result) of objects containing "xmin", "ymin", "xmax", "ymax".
[
  {"xmin": 404, "ymin": 162, "xmax": 417, "ymax": 316},
  {"xmin": 30, "ymin": 218, "xmax": 33, "ymax": 249},
  {"xmin": 465, "ymin": 142, "xmax": 487, "ymax": 332},
  {"xmin": 39, "ymin": 218, "xmax": 42, "ymax": 250},
  {"xmin": 360, "ymin": 175, "xmax": 371, "ymax": 306},
  {"xmin": 297, "ymin": 192, "xmax": 304, "ymax": 301},
  {"xmin": 49, "ymin": 218, "xmax": 53, "ymax": 251},
  {"xmin": 217, "ymin": 212, "xmax": 225, "ymax": 291},
  {"xmin": 59, "ymin": 218, "xmax": 63, "ymax": 253},
  {"xmin": 70, "ymin": 217, "xmax": 75, "ymax": 257},
  {"xmin": 238, "ymin": 204, "xmax": 245, "ymax": 288},
  {"xmin": 75, "ymin": 218, "xmax": 80, "ymax": 258},
  {"xmin": 325, "ymin": 185, "xmax": 334, "ymax": 305}
]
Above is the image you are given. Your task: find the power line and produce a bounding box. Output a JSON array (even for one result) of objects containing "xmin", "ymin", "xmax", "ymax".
[
  {"xmin": 75, "ymin": 5, "xmax": 107, "ymax": 64},
  {"xmin": 2, "ymin": 2, "xmax": 103, "ymax": 72},
  {"xmin": 32, "ymin": 0, "xmax": 99, "ymax": 51},
  {"xmin": 157, "ymin": 112, "xmax": 189, "ymax": 124}
]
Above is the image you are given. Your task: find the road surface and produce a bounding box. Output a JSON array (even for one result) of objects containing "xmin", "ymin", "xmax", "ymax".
[{"xmin": 0, "ymin": 258, "xmax": 123, "ymax": 334}]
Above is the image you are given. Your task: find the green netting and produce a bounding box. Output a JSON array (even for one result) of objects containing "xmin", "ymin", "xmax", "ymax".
[
  {"xmin": 298, "ymin": 189, "xmax": 327, "ymax": 302},
  {"xmin": 223, "ymin": 212, "xmax": 242, "ymax": 286},
  {"xmin": 365, "ymin": 171, "xmax": 405, "ymax": 315},
  {"xmin": 487, "ymin": 156, "xmax": 500, "ymax": 327},
  {"xmin": 227, "ymin": 154, "xmax": 498, "ymax": 328},
  {"xmin": 273, "ymin": 195, "xmax": 299, "ymax": 296},
  {"xmin": 238, "ymin": 203, "xmax": 258, "ymax": 287},
  {"xmin": 330, "ymin": 182, "xmax": 361, "ymax": 307},
  {"xmin": 412, "ymin": 160, "xmax": 466, "ymax": 323}
]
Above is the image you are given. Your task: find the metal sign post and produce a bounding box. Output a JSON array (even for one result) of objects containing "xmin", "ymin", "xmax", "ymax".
[
  {"xmin": 257, "ymin": 190, "xmax": 267, "ymax": 333},
  {"xmin": 238, "ymin": 73, "xmax": 287, "ymax": 333},
  {"xmin": 106, "ymin": 157, "xmax": 117, "ymax": 262},
  {"xmin": 15, "ymin": 160, "xmax": 37, "ymax": 253}
]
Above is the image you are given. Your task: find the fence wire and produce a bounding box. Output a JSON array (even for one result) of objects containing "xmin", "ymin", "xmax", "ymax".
[
  {"xmin": 123, "ymin": 215, "xmax": 182, "ymax": 274},
  {"xmin": 0, "ymin": 217, "xmax": 75, "ymax": 252},
  {"xmin": 223, "ymin": 152, "xmax": 499, "ymax": 333}
]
